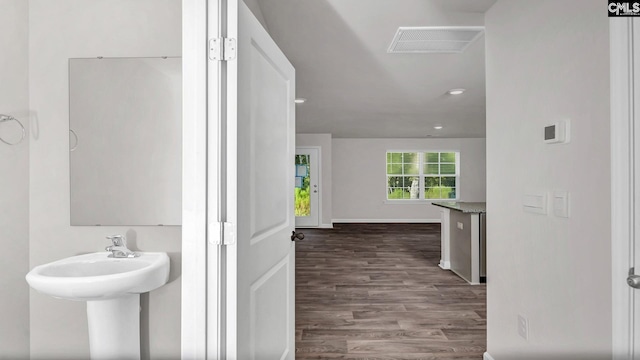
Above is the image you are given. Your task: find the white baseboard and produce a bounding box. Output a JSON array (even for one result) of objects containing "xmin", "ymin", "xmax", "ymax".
[
  {"xmin": 331, "ymin": 218, "xmax": 441, "ymax": 224},
  {"xmin": 296, "ymin": 223, "xmax": 333, "ymax": 229},
  {"xmin": 438, "ymin": 261, "xmax": 451, "ymax": 270},
  {"xmin": 484, "ymin": 352, "xmax": 495, "ymax": 360}
]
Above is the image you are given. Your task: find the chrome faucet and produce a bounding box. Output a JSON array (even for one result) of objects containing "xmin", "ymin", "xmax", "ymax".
[{"xmin": 105, "ymin": 235, "xmax": 139, "ymax": 258}]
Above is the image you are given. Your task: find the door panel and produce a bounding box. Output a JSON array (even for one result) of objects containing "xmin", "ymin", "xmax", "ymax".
[
  {"xmin": 224, "ymin": 2, "xmax": 296, "ymax": 360},
  {"xmin": 248, "ymin": 43, "xmax": 290, "ymax": 241},
  {"xmin": 250, "ymin": 258, "xmax": 291, "ymax": 358}
]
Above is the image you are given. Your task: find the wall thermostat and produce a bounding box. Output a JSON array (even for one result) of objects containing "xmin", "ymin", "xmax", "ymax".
[{"xmin": 544, "ymin": 121, "xmax": 569, "ymax": 144}]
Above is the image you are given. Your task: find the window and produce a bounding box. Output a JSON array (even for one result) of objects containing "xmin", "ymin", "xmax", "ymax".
[
  {"xmin": 386, "ymin": 151, "xmax": 458, "ymax": 201},
  {"xmin": 424, "ymin": 152, "xmax": 457, "ymax": 199}
]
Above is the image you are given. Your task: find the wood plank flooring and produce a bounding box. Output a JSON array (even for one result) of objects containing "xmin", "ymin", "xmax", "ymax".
[{"xmin": 295, "ymin": 223, "xmax": 486, "ymax": 359}]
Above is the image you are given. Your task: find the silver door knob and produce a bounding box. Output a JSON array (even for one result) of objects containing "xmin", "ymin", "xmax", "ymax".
[{"xmin": 628, "ymin": 275, "xmax": 640, "ymax": 289}]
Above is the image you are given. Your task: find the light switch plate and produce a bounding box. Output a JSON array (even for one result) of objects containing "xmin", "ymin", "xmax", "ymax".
[
  {"xmin": 523, "ymin": 191, "xmax": 547, "ymax": 215},
  {"xmin": 518, "ymin": 314, "xmax": 529, "ymax": 340},
  {"xmin": 553, "ymin": 190, "xmax": 569, "ymax": 218}
]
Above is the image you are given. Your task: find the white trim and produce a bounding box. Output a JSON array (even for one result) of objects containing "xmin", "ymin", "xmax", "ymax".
[
  {"xmin": 332, "ymin": 218, "xmax": 441, "ymax": 224},
  {"xmin": 483, "ymin": 352, "xmax": 495, "ymax": 360},
  {"xmin": 384, "ymin": 200, "xmax": 452, "ymax": 205},
  {"xmin": 611, "ymin": 17, "xmax": 634, "ymax": 360},
  {"xmin": 297, "ymin": 223, "xmax": 334, "ymax": 229},
  {"xmin": 181, "ymin": 0, "xmax": 210, "ymax": 358},
  {"xmin": 470, "ymin": 213, "xmax": 480, "ymax": 284},
  {"xmin": 439, "ymin": 208, "xmax": 450, "ymax": 270},
  {"xmin": 224, "ymin": 0, "xmax": 240, "ymax": 357}
]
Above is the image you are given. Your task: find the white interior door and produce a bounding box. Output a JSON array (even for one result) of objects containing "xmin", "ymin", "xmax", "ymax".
[
  {"xmin": 223, "ymin": 1, "xmax": 296, "ymax": 359},
  {"xmin": 632, "ymin": 17, "xmax": 640, "ymax": 359},
  {"xmin": 295, "ymin": 147, "xmax": 319, "ymax": 227},
  {"xmin": 612, "ymin": 17, "xmax": 640, "ymax": 360}
]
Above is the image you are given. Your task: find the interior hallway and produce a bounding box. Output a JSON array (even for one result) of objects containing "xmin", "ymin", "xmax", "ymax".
[{"xmin": 295, "ymin": 223, "xmax": 486, "ymax": 359}]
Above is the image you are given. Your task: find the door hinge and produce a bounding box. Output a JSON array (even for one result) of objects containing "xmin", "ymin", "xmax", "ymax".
[
  {"xmin": 209, "ymin": 222, "xmax": 236, "ymax": 245},
  {"xmin": 222, "ymin": 222, "xmax": 236, "ymax": 245},
  {"xmin": 208, "ymin": 37, "xmax": 237, "ymax": 61}
]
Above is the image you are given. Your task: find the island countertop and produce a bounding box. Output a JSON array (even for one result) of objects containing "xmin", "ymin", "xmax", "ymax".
[{"xmin": 431, "ymin": 201, "xmax": 486, "ymax": 213}]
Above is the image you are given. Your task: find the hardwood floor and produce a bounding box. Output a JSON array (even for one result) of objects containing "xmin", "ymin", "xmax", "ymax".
[{"xmin": 295, "ymin": 223, "xmax": 486, "ymax": 359}]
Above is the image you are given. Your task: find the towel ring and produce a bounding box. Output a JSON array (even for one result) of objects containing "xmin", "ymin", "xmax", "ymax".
[
  {"xmin": 69, "ymin": 129, "xmax": 78, "ymax": 151},
  {"xmin": 0, "ymin": 114, "xmax": 25, "ymax": 145}
]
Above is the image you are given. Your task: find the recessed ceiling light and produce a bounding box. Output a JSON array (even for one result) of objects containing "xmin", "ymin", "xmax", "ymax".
[
  {"xmin": 294, "ymin": 98, "xmax": 306, "ymax": 104},
  {"xmin": 448, "ymin": 89, "xmax": 465, "ymax": 95},
  {"xmin": 434, "ymin": 125, "xmax": 443, "ymax": 130}
]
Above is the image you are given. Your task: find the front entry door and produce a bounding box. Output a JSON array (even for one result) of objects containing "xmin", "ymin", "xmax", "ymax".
[{"xmin": 222, "ymin": 1, "xmax": 296, "ymax": 359}]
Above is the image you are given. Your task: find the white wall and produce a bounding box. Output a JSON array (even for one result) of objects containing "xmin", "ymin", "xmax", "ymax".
[
  {"xmin": 332, "ymin": 138, "xmax": 486, "ymax": 222},
  {"xmin": 296, "ymin": 133, "xmax": 332, "ymax": 227},
  {"xmin": 243, "ymin": 0, "xmax": 268, "ymax": 31},
  {"xmin": 485, "ymin": 1, "xmax": 611, "ymax": 358},
  {"xmin": 0, "ymin": 1, "xmax": 30, "ymax": 358},
  {"xmin": 28, "ymin": 1, "xmax": 182, "ymax": 359}
]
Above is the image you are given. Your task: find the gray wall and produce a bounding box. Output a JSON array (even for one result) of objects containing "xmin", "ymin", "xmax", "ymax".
[
  {"xmin": 28, "ymin": 1, "xmax": 182, "ymax": 359},
  {"xmin": 243, "ymin": 0, "xmax": 269, "ymax": 31},
  {"xmin": 0, "ymin": 1, "xmax": 30, "ymax": 358},
  {"xmin": 332, "ymin": 138, "xmax": 486, "ymax": 222},
  {"xmin": 296, "ymin": 133, "xmax": 333, "ymax": 227},
  {"xmin": 485, "ymin": 0, "xmax": 611, "ymax": 358}
]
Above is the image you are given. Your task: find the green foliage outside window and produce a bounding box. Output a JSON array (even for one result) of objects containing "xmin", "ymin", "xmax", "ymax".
[
  {"xmin": 386, "ymin": 151, "xmax": 458, "ymax": 200},
  {"xmin": 295, "ymin": 187, "xmax": 310, "ymax": 216},
  {"xmin": 295, "ymin": 154, "xmax": 311, "ymax": 216}
]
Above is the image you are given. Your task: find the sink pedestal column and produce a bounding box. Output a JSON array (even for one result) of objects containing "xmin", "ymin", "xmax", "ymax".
[{"xmin": 87, "ymin": 294, "xmax": 141, "ymax": 360}]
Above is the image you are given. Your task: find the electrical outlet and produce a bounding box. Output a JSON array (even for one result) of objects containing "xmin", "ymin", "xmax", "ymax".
[
  {"xmin": 518, "ymin": 314, "xmax": 529, "ymax": 340},
  {"xmin": 457, "ymin": 222, "xmax": 464, "ymax": 229}
]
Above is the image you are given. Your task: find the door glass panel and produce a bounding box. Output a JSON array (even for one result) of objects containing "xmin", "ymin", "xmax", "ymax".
[{"xmin": 295, "ymin": 154, "xmax": 311, "ymax": 217}]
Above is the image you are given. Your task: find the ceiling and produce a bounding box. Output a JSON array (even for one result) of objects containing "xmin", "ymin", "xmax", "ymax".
[{"xmin": 254, "ymin": 0, "xmax": 496, "ymax": 138}]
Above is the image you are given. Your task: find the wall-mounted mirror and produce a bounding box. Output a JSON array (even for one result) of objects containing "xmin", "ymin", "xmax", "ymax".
[{"xmin": 69, "ymin": 57, "xmax": 182, "ymax": 226}]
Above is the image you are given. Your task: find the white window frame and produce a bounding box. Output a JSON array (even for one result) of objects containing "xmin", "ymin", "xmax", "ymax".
[{"xmin": 385, "ymin": 150, "xmax": 460, "ymax": 203}]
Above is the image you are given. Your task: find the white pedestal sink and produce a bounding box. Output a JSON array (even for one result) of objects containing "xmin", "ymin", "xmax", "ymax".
[{"xmin": 26, "ymin": 252, "xmax": 170, "ymax": 360}]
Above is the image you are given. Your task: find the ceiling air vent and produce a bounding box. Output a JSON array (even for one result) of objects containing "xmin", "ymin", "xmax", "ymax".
[{"xmin": 387, "ymin": 26, "xmax": 484, "ymax": 54}]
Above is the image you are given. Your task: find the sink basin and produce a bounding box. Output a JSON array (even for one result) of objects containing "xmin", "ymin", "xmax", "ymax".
[
  {"xmin": 26, "ymin": 251, "xmax": 170, "ymax": 360},
  {"xmin": 26, "ymin": 252, "xmax": 169, "ymax": 301}
]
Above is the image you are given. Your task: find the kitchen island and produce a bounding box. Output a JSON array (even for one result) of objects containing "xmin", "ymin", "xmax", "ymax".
[{"xmin": 432, "ymin": 201, "xmax": 486, "ymax": 285}]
